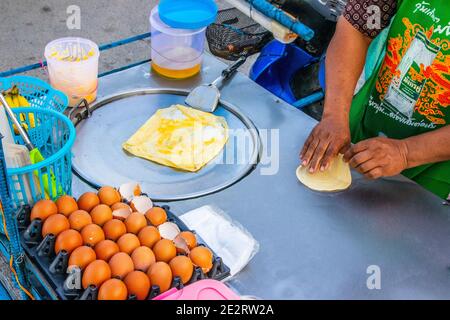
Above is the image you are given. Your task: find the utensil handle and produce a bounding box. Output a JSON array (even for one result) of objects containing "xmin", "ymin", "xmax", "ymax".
[
  {"xmin": 0, "ymin": 93, "xmax": 34, "ymax": 151},
  {"xmin": 211, "ymin": 55, "xmax": 248, "ymax": 87},
  {"xmin": 30, "ymin": 148, "xmax": 63, "ymax": 198},
  {"xmin": 222, "ymin": 55, "xmax": 247, "ymax": 80}
]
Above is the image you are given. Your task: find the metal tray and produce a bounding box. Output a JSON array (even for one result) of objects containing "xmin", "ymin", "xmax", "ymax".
[{"xmin": 70, "ymin": 88, "xmax": 261, "ymax": 201}]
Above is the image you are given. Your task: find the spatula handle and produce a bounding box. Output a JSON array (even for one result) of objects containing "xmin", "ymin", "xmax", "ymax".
[{"xmin": 222, "ymin": 55, "xmax": 247, "ymax": 80}]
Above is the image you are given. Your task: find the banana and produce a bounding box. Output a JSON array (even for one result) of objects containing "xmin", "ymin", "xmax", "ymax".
[
  {"xmin": 12, "ymin": 93, "xmax": 21, "ymax": 108},
  {"xmin": 3, "ymin": 91, "xmax": 20, "ymax": 134},
  {"xmin": 10, "ymin": 85, "xmax": 19, "ymax": 96},
  {"xmin": 3, "ymin": 86, "xmax": 34, "ymax": 134},
  {"xmin": 4, "ymin": 93, "xmax": 15, "ymax": 107},
  {"xmin": 17, "ymin": 95, "xmax": 30, "ymax": 107},
  {"xmin": 17, "ymin": 94, "xmax": 35, "ymax": 127}
]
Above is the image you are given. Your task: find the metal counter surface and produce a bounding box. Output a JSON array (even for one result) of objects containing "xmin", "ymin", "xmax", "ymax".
[{"xmin": 72, "ymin": 54, "xmax": 450, "ymax": 299}]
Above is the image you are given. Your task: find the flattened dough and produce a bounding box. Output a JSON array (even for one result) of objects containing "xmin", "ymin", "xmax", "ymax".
[{"xmin": 296, "ymin": 154, "xmax": 351, "ymax": 192}]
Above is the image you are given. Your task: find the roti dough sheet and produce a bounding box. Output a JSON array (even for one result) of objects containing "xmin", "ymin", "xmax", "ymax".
[{"xmin": 296, "ymin": 154, "xmax": 352, "ymax": 192}]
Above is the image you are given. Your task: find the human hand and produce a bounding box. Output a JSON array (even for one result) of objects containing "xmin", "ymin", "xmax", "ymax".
[
  {"xmin": 343, "ymin": 137, "xmax": 409, "ymax": 179},
  {"xmin": 300, "ymin": 116, "xmax": 351, "ymax": 173}
]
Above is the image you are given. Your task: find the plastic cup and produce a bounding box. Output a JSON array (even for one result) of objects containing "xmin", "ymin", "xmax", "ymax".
[
  {"xmin": 45, "ymin": 37, "xmax": 100, "ymax": 107},
  {"xmin": 150, "ymin": 7, "xmax": 206, "ymax": 79}
]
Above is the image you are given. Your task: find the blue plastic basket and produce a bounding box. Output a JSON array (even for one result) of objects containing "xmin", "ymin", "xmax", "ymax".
[
  {"xmin": 4, "ymin": 108, "xmax": 75, "ymax": 208},
  {"xmin": 0, "ymin": 76, "xmax": 68, "ymax": 113}
]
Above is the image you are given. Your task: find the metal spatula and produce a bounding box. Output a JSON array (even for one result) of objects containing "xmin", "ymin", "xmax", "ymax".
[{"xmin": 185, "ymin": 55, "xmax": 247, "ymax": 113}]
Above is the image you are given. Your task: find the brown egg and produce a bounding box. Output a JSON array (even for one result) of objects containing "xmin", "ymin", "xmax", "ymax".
[
  {"xmin": 81, "ymin": 224, "xmax": 105, "ymax": 247},
  {"xmin": 138, "ymin": 226, "xmax": 161, "ymax": 249},
  {"xmin": 145, "ymin": 207, "xmax": 167, "ymax": 226},
  {"xmin": 109, "ymin": 252, "xmax": 134, "ymax": 279},
  {"xmin": 95, "ymin": 240, "xmax": 120, "ymax": 261},
  {"xmin": 55, "ymin": 229, "xmax": 83, "ymax": 254},
  {"xmin": 103, "ymin": 219, "xmax": 127, "ymax": 241},
  {"xmin": 153, "ymin": 239, "xmax": 177, "ymax": 263},
  {"xmin": 98, "ymin": 186, "xmax": 121, "ymax": 206},
  {"xmin": 125, "ymin": 212, "xmax": 147, "ymax": 234},
  {"xmin": 77, "ymin": 192, "xmax": 100, "ymax": 212},
  {"xmin": 55, "ymin": 195, "xmax": 78, "ymax": 217},
  {"xmin": 42, "ymin": 214, "xmax": 70, "ymax": 237},
  {"xmin": 68, "ymin": 210, "xmax": 92, "ymax": 231},
  {"xmin": 169, "ymin": 255, "xmax": 194, "ymax": 284},
  {"xmin": 98, "ymin": 278, "xmax": 128, "ymax": 300},
  {"xmin": 30, "ymin": 199, "xmax": 58, "ymax": 221},
  {"xmin": 111, "ymin": 202, "xmax": 132, "ymax": 212},
  {"xmin": 124, "ymin": 271, "xmax": 150, "ymax": 300},
  {"xmin": 117, "ymin": 233, "xmax": 140, "ymax": 255},
  {"xmin": 131, "ymin": 246, "xmax": 155, "ymax": 272},
  {"xmin": 68, "ymin": 246, "xmax": 96, "ymax": 270},
  {"xmin": 82, "ymin": 260, "xmax": 111, "ymax": 289},
  {"xmin": 90, "ymin": 204, "xmax": 113, "ymax": 226},
  {"xmin": 189, "ymin": 246, "xmax": 213, "ymax": 273},
  {"xmin": 179, "ymin": 231, "xmax": 197, "ymax": 250},
  {"xmin": 147, "ymin": 262, "xmax": 172, "ymax": 293}
]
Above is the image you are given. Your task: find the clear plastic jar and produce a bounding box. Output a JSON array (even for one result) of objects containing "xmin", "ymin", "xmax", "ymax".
[
  {"xmin": 150, "ymin": 7, "xmax": 206, "ymax": 79},
  {"xmin": 45, "ymin": 37, "xmax": 99, "ymax": 106}
]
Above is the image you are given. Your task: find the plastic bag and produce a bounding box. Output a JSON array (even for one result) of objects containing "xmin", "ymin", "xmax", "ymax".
[{"xmin": 180, "ymin": 205, "xmax": 259, "ymax": 277}]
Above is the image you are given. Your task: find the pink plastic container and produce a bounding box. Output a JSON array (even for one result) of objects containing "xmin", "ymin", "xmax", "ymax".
[{"xmin": 153, "ymin": 280, "xmax": 240, "ymax": 300}]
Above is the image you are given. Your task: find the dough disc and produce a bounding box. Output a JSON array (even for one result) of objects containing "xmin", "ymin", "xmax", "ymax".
[{"xmin": 296, "ymin": 154, "xmax": 352, "ymax": 192}]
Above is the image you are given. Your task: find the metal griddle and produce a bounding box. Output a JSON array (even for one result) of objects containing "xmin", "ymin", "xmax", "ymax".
[
  {"xmin": 70, "ymin": 88, "xmax": 260, "ymax": 201},
  {"xmin": 71, "ymin": 56, "xmax": 450, "ymax": 300}
]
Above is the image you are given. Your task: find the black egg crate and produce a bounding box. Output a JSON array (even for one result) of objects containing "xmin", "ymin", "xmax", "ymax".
[{"xmin": 16, "ymin": 204, "xmax": 230, "ymax": 300}]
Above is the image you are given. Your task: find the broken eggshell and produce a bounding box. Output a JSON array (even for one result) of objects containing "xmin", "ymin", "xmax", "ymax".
[
  {"xmin": 158, "ymin": 222, "xmax": 180, "ymax": 241},
  {"xmin": 118, "ymin": 182, "xmax": 142, "ymax": 202},
  {"xmin": 174, "ymin": 234, "xmax": 190, "ymax": 254},
  {"xmin": 130, "ymin": 196, "xmax": 153, "ymax": 213},
  {"xmin": 112, "ymin": 208, "xmax": 132, "ymax": 221}
]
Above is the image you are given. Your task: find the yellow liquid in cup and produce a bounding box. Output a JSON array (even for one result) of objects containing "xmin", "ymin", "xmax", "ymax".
[
  {"xmin": 51, "ymin": 79, "xmax": 98, "ymax": 107},
  {"xmin": 152, "ymin": 62, "xmax": 201, "ymax": 79}
]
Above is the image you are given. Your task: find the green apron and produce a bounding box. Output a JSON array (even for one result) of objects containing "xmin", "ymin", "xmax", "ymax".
[{"xmin": 349, "ymin": 0, "xmax": 450, "ymax": 199}]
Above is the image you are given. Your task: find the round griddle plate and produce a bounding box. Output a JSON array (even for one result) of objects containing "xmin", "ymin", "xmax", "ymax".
[{"xmin": 71, "ymin": 89, "xmax": 260, "ymax": 201}]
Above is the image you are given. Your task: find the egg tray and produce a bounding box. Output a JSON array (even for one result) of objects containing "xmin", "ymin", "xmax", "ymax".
[{"xmin": 15, "ymin": 204, "xmax": 231, "ymax": 300}]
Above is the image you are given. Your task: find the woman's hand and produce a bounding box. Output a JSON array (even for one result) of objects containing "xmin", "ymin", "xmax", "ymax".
[
  {"xmin": 344, "ymin": 137, "xmax": 409, "ymax": 179},
  {"xmin": 300, "ymin": 116, "xmax": 351, "ymax": 173}
]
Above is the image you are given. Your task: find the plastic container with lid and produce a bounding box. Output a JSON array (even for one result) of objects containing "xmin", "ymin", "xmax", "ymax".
[
  {"xmin": 153, "ymin": 279, "xmax": 240, "ymax": 300},
  {"xmin": 45, "ymin": 37, "xmax": 100, "ymax": 106},
  {"xmin": 149, "ymin": 0, "xmax": 218, "ymax": 79}
]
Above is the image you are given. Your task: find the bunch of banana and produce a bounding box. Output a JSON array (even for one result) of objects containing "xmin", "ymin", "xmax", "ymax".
[{"xmin": 3, "ymin": 85, "xmax": 35, "ymax": 134}]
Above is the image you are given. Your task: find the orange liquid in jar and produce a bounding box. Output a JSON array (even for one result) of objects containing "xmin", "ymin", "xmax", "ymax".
[{"xmin": 152, "ymin": 62, "xmax": 201, "ymax": 79}]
